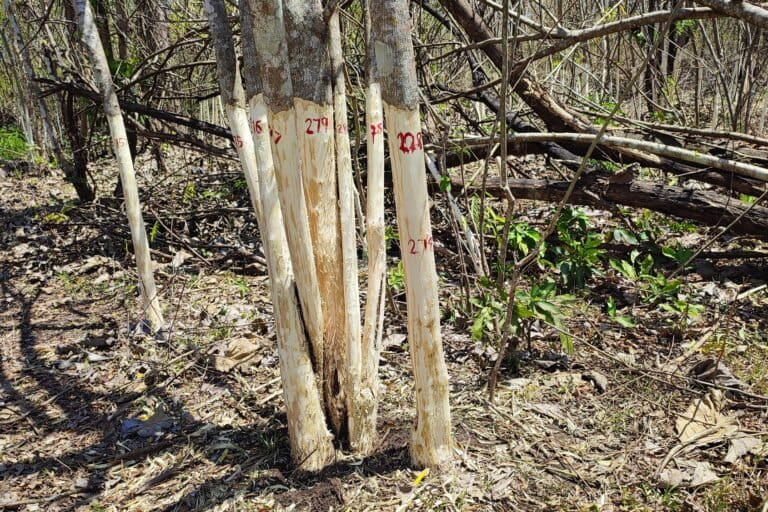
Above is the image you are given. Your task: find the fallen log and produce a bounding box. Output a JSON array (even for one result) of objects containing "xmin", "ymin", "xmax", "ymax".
[
  {"xmin": 442, "ymin": 174, "xmax": 768, "ymax": 237},
  {"xmin": 436, "ymin": 134, "xmax": 767, "ymax": 197}
]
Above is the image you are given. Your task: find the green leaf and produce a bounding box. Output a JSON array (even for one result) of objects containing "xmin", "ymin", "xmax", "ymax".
[
  {"xmin": 613, "ymin": 228, "xmax": 638, "ymax": 245},
  {"xmin": 149, "ymin": 220, "xmax": 160, "ymax": 243},
  {"xmin": 438, "ymin": 174, "xmax": 452, "ymax": 192},
  {"xmin": 560, "ymin": 332, "xmax": 574, "ymax": 354},
  {"xmin": 533, "ymin": 300, "xmax": 562, "ymax": 319},
  {"xmin": 615, "ymin": 315, "xmax": 636, "ymax": 328}
]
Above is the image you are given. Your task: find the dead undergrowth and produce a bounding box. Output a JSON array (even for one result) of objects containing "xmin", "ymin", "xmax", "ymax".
[{"xmin": 1, "ymin": 152, "xmax": 767, "ymax": 511}]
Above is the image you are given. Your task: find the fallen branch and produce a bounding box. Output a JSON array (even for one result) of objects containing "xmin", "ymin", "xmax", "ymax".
[{"xmin": 501, "ymin": 132, "xmax": 768, "ymax": 183}]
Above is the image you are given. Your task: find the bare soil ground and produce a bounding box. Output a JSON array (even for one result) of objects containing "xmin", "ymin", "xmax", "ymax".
[{"xmin": 1, "ymin": 153, "xmax": 767, "ymax": 511}]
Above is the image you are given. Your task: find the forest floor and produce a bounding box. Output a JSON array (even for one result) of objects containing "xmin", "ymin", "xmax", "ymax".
[{"xmin": 1, "ymin": 151, "xmax": 767, "ymax": 512}]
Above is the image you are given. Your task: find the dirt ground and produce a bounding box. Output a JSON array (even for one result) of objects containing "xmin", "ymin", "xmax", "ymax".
[{"xmin": 1, "ymin": 154, "xmax": 767, "ymax": 511}]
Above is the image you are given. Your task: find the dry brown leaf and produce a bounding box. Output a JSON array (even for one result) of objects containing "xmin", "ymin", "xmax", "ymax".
[{"xmin": 675, "ymin": 390, "xmax": 738, "ymax": 445}]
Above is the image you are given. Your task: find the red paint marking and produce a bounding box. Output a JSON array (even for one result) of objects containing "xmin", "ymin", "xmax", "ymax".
[
  {"xmin": 397, "ymin": 131, "xmax": 423, "ymax": 154},
  {"xmin": 305, "ymin": 117, "xmax": 330, "ymax": 135},
  {"xmin": 406, "ymin": 236, "xmax": 434, "ymax": 255},
  {"xmin": 336, "ymin": 122, "xmax": 347, "ymax": 134},
  {"xmin": 251, "ymin": 119, "xmax": 263, "ymax": 134},
  {"xmin": 232, "ymin": 135, "xmax": 244, "ymax": 149},
  {"xmin": 270, "ymin": 128, "xmax": 282, "ymax": 145},
  {"xmin": 370, "ymin": 122, "xmax": 383, "ymax": 142},
  {"xmin": 114, "ymin": 137, "xmax": 127, "ymax": 148}
]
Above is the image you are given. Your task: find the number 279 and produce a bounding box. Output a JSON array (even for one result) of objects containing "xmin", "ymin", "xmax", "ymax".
[
  {"xmin": 305, "ymin": 117, "xmax": 329, "ymax": 134},
  {"xmin": 407, "ymin": 236, "xmax": 433, "ymax": 255}
]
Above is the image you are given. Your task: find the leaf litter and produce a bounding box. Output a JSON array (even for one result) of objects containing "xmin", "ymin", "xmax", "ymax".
[{"xmin": 0, "ymin": 152, "xmax": 766, "ymax": 511}]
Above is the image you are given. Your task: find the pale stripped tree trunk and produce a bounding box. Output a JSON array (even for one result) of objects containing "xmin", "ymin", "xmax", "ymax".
[
  {"xmin": 328, "ymin": 10, "xmax": 370, "ymax": 451},
  {"xmin": 73, "ymin": 0, "xmax": 164, "ymax": 331},
  {"xmin": 2, "ymin": 0, "xmax": 53, "ymax": 156},
  {"xmin": 0, "ymin": 29, "xmax": 35, "ymax": 154},
  {"xmin": 370, "ymin": 0, "xmax": 454, "ymax": 469},
  {"xmin": 203, "ymin": 0, "xmax": 333, "ymax": 471},
  {"xmin": 357, "ymin": 0, "xmax": 386, "ymax": 455},
  {"xmin": 283, "ymin": 0, "xmax": 348, "ymax": 437},
  {"xmin": 249, "ymin": 0, "xmax": 325, "ymax": 396}
]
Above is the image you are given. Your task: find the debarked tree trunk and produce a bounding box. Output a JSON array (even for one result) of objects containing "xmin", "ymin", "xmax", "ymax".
[
  {"xmin": 370, "ymin": 0, "xmax": 454, "ymax": 470},
  {"xmin": 283, "ymin": 0, "xmax": 348, "ymax": 438},
  {"xmin": 73, "ymin": 0, "xmax": 164, "ymax": 331}
]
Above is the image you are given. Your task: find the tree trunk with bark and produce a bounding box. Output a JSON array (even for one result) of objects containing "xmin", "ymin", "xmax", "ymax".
[
  {"xmin": 72, "ymin": 0, "xmax": 164, "ymax": 331},
  {"xmin": 370, "ymin": 0, "xmax": 454, "ymax": 470},
  {"xmin": 225, "ymin": 0, "xmax": 334, "ymax": 471},
  {"xmin": 202, "ymin": 0, "xmax": 262, "ymax": 224},
  {"xmin": 249, "ymin": 0, "xmax": 326, "ymax": 401},
  {"xmin": 283, "ymin": 0, "xmax": 348, "ymax": 438}
]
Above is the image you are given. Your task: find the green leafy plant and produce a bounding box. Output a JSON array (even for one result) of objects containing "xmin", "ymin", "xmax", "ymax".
[
  {"xmin": 661, "ymin": 243, "xmax": 694, "ymax": 267},
  {"xmin": 200, "ymin": 187, "xmax": 226, "ymax": 200},
  {"xmin": 612, "ymin": 228, "xmax": 638, "ymax": 245},
  {"xmin": 469, "ymin": 279, "xmax": 505, "ymax": 342},
  {"xmin": 470, "ymin": 277, "xmax": 574, "ymax": 353},
  {"xmin": 507, "ymin": 220, "xmax": 541, "ymax": 257},
  {"xmin": 610, "ymin": 250, "xmax": 680, "ymax": 302},
  {"xmin": 739, "ymin": 193, "xmax": 757, "ymax": 204},
  {"xmin": 384, "ymin": 225, "xmax": 399, "ymax": 250},
  {"xmin": 0, "ymin": 125, "xmax": 29, "ymax": 159},
  {"xmin": 551, "ymin": 208, "xmax": 605, "ymax": 289},
  {"xmin": 149, "ymin": 220, "xmax": 160, "ymax": 243},
  {"xmin": 182, "ymin": 182, "xmax": 196, "ymax": 203},
  {"xmin": 230, "ymin": 276, "xmax": 250, "ymax": 298},
  {"xmin": 438, "ymin": 174, "xmax": 452, "ymax": 192},
  {"xmin": 387, "ymin": 260, "xmax": 405, "ymax": 292},
  {"xmin": 514, "ymin": 280, "xmax": 575, "ymax": 353},
  {"xmin": 675, "ymin": 19, "xmax": 695, "ymax": 35},
  {"xmin": 606, "ymin": 296, "xmax": 636, "ymax": 328}
]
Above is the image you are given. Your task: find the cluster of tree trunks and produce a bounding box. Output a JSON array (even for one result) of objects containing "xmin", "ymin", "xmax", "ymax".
[{"xmin": 205, "ymin": 0, "xmax": 453, "ymax": 470}]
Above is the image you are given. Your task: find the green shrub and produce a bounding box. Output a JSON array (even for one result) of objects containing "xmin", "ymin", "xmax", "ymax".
[{"xmin": 0, "ymin": 125, "xmax": 29, "ymax": 159}]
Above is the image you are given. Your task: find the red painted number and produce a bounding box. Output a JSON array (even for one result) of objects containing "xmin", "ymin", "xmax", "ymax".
[
  {"xmin": 305, "ymin": 117, "xmax": 330, "ymax": 135},
  {"xmin": 232, "ymin": 135, "xmax": 244, "ymax": 149},
  {"xmin": 397, "ymin": 131, "xmax": 423, "ymax": 154},
  {"xmin": 406, "ymin": 236, "xmax": 433, "ymax": 255},
  {"xmin": 251, "ymin": 119, "xmax": 263, "ymax": 134},
  {"xmin": 270, "ymin": 128, "xmax": 282, "ymax": 145},
  {"xmin": 114, "ymin": 137, "xmax": 127, "ymax": 148},
  {"xmin": 370, "ymin": 122, "xmax": 383, "ymax": 142},
  {"xmin": 336, "ymin": 122, "xmax": 347, "ymax": 134}
]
